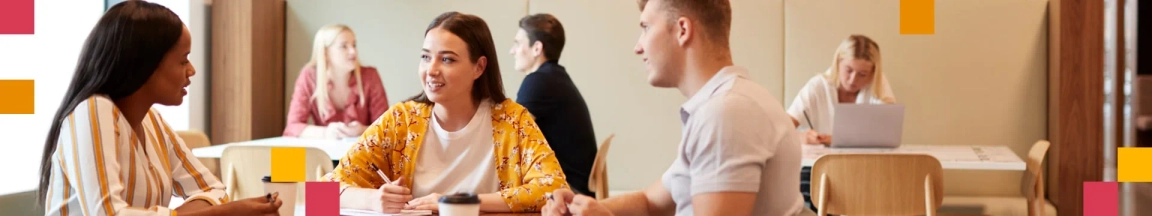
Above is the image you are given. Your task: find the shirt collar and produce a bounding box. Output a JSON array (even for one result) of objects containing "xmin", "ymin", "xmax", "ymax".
[
  {"xmin": 679, "ymin": 66, "xmax": 749, "ymax": 123},
  {"xmin": 533, "ymin": 60, "xmax": 562, "ymax": 73}
]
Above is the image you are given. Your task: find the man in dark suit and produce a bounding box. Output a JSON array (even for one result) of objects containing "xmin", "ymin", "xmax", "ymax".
[{"xmin": 509, "ymin": 13, "xmax": 599, "ymax": 197}]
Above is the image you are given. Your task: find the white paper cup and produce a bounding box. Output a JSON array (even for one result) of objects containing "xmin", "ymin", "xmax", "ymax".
[
  {"xmin": 437, "ymin": 193, "xmax": 480, "ymax": 216},
  {"xmin": 262, "ymin": 176, "xmax": 297, "ymax": 216}
]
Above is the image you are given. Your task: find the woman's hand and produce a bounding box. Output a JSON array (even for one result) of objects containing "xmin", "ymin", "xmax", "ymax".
[
  {"xmin": 405, "ymin": 192, "xmax": 442, "ymax": 211},
  {"xmin": 221, "ymin": 194, "xmax": 282, "ymax": 216},
  {"xmin": 340, "ymin": 121, "xmax": 368, "ymax": 138},
  {"xmin": 804, "ymin": 130, "xmax": 832, "ymax": 145},
  {"xmin": 372, "ymin": 179, "xmax": 413, "ymax": 213},
  {"xmin": 325, "ymin": 122, "xmax": 348, "ymax": 139}
]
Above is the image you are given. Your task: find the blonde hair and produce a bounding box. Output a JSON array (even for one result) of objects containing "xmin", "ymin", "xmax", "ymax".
[
  {"xmin": 821, "ymin": 34, "xmax": 895, "ymax": 103},
  {"xmin": 307, "ymin": 24, "xmax": 364, "ymax": 117}
]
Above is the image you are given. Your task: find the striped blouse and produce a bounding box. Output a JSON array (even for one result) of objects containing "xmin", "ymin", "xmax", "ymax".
[{"xmin": 43, "ymin": 95, "xmax": 229, "ymax": 216}]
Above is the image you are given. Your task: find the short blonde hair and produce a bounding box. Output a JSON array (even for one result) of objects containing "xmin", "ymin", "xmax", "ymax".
[
  {"xmin": 307, "ymin": 24, "xmax": 364, "ymax": 117},
  {"xmin": 822, "ymin": 34, "xmax": 894, "ymax": 103}
]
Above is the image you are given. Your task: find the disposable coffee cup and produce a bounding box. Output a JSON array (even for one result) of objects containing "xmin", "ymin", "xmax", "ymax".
[
  {"xmin": 438, "ymin": 193, "xmax": 480, "ymax": 216},
  {"xmin": 262, "ymin": 176, "xmax": 297, "ymax": 216}
]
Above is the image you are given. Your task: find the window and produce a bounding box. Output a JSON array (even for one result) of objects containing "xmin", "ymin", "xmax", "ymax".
[{"xmin": 0, "ymin": 0, "xmax": 104, "ymax": 196}]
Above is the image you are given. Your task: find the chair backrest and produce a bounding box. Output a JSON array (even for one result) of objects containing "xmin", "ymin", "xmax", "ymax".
[
  {"xmin": 1021, "ymin": 140, "xmax": 1050, "ymax": 216},
  {"xmin": 589, "ymin": 134, "xmax": 614, "ymax": 200},
  {"xmin": 220, "ymin": 146, "xmax": 334, "ymax": 203},
  {"xmin": 810, "ymin": 154, "xmax": 944, "ymax": 216},
  {"xmin": 176, "ymin": 130, "xmax": 211, "ymax": 148},
  {"xmin": 176, "ymin": 130, "xmax": 220, "ymax": 177}
]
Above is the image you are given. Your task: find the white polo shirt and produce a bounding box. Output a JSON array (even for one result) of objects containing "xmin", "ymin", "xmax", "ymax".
[{"xmin": 662, "ymin": 66, "xmax": 805, "ymax": 216}]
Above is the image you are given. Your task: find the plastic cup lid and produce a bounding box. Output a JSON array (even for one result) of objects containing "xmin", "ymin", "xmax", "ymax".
[{"xmin": 438, "ymin": 193, "xmax": 480, "ymax": 204}]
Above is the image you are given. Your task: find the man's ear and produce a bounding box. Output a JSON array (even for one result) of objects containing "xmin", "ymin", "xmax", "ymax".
[
  {"xmin": 676, "ymin": 17, "xmax": 693, "ymax": 47},
  {"xmin": 532, "ymin": 41, "xmax": 544, "ymax": 57}
]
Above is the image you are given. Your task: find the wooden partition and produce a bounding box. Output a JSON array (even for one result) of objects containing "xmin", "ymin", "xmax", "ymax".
[
  {"xmin": 210, "ymin": 0, "xmax": 287, "ymax": 144},
  {"xmin": 1048, "ymin": 0, "xmax": 1105, "ymax": 215}
]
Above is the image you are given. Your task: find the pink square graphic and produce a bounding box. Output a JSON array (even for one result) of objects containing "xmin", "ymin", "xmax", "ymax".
[
  {"xmin": 1083, "ymin": 181, "xmax": 1118, "ymax": 216},
  {"xmin": 306, "ymin": 181, "xmax": 340, "ymax": 216},
  {"xmin": 0, "ymin": 0, "xmax": 34, "ymax": 34}
]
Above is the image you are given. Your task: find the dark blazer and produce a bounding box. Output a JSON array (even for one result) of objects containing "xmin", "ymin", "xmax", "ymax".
[{"xmin": 516, "ymin": 61, "xmax": 599, "ymax": 196}]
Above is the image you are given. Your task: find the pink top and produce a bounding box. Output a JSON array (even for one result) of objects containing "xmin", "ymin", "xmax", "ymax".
[{"xmin": 283, "ymin": 66, "xmax": 390, "ymax": 137}]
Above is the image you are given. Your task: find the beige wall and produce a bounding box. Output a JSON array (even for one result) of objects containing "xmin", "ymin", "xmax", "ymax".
[
  {"xmin": 785, "ymin": 0, "xmax": 1049, "ymax": 195},
  {"xmin": 284, "ymin": 0, "xmax": 1047, "ymax": 195},
  {"xmin": 526, "ymin": 0, "xmax": 786, "ymax": 190},
  {"xmin": 285, "ymin": 0, "xmax": 785, "ymax": 191},
  {"xmin": 285, "ymin": 0, "xmax": 528, "ymax": 112}
]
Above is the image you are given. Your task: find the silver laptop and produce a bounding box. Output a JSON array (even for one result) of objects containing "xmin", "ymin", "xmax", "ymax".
[{"xmin": 830, "ymin": 104, "xmax": 905, "ymax": 148}]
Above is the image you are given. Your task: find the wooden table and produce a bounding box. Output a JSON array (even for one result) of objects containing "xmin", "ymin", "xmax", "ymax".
[
  {"xmin": 293, "ymin": 205, "xmax": 541, "ymax": 215},
  {"xmin": 802, "ymin": 144, "xmax": 1026, "ymax": 170}
]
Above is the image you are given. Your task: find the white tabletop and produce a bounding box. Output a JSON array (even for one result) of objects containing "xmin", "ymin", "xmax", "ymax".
[
  {"xmin": 191, "ymin": 137, "xmax": 357, "ymax": 160},
  {"xmin": 802, "ymin": 144, "xmax": 1026, "ymax": 170}
]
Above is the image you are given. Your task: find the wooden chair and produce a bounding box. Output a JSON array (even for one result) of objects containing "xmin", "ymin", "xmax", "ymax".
[
  {"xmin": 589, "ymin": 134, "xmax": 614, "ymax": 200},
  {"xmin": 1022, "ymin": 140, "xmax": 1051, "ymax": 216},
  {"xmin": 176, "ymin": 130, "xmax": 220, "ymax": 177},
  {"xmin": 941, "ymin": 140, "xmax": 1056, "ymax": 216},
  {"xmin": 811, "ymin": 154, "xmax": 944, "ymax": 216},
  {"xmin": 220, "ymin": 146, "xmax": 334, "ymax": 204}
]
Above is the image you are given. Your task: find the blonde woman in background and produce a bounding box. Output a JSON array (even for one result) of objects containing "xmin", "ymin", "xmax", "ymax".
[
  {"xmin": 285, "ymin": 24, "xmax": 390, "ymax": 139},
  {"xmin": 787, "ymin": 34, "xmax": 896, "ymax": 145}
]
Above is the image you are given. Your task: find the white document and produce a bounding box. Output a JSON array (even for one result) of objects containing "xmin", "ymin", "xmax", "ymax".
[{"xmin": 338, "ymin": 209, "xmax": 433, "ymax": 216}]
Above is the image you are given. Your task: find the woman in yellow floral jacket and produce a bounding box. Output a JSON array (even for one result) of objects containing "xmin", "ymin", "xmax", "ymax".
[{"xmin": 325, "ymin": 11, "xmax": 568, "ymax": 213}]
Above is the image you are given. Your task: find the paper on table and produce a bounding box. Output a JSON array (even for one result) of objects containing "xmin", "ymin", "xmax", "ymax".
[{"xmin": 338, "ymin": 209, "xmax": 432, "ymax": 216}]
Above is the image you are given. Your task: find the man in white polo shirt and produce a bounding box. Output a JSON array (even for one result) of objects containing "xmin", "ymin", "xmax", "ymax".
[{"xmin": 541, "ymin": 0, "xmax": 805, "ymax": 215}]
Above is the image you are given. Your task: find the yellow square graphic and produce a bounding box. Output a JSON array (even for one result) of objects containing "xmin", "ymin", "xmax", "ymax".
[
  {"xmin": 900, "ymin": 0, "xmax": 935, "ymax": 35},
  {"xmin": 0, "ymin": 80, "xmax": 34, "ymax": 114},
  {"xmin": 1118, "ymin": 147, "xmax": 1152, "ymax": 182},
  {"xmin": 271, "ymin": 147, "xmax": 306, "ymax": 182}
]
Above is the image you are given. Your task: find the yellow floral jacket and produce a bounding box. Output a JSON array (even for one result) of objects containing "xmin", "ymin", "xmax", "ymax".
[{"xmin": 324, "ymin": 99, "xmax": 569, "ymax": 212}]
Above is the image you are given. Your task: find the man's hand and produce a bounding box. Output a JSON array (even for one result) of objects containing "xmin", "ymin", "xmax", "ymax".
[
  {"xmin": 543, "ymin": 189, "xmax": 613, "ymax": 216},
  {"xmin": 543, "ymin": 189, "xmax": 576, "ymax": 216},
  {"xmin": 567, "ymin": 195, "xmax": 613, "ymax": 216}
]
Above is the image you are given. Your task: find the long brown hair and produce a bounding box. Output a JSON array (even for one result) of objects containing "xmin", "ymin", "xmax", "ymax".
[{"xmin": 407, "ymin": 11, "xmax": 506, "ymax": 104}]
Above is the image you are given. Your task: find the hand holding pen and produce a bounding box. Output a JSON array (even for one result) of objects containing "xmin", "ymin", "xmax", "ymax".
[{"xmin": 370, "ymin": 163, "xmax": 411, "ymax": 213}]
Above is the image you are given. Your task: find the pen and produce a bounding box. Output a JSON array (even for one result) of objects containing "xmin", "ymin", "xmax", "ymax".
[
  {"xmin": 803, "ymin": 110, "xmax": 815, "ymax": 129},
  {"xmin": 369, "ymin": 163, "xmax": 395, "ymax": 184}
]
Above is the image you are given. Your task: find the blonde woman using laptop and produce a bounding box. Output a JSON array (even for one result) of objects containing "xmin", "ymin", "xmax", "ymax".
[
  {"xmin": 325, "ymin": 12, "xmax": 567, "ymax": 214},
  {"xmin": 284, "ymin": 24, "xmax": 390, "ymax": 139},
  {"xmin": 787, "ymin": 34, "xmax": 896, "ymax": 145}
]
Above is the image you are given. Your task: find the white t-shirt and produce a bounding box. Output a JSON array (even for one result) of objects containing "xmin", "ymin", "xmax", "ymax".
[
  {"xmin": 787, "ymin": 75, "xmax": 896, "ymax": 134},
  {"xmin": 411, "ymin": 100, "xmax": 499, "ymax": 198}
]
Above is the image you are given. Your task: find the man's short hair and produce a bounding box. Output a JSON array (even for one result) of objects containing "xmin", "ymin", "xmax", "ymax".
[
  {"xmin": 637, "ymin": 0, "xmax": 732, "ymax": 47},
  {"xmin": 518, "ymin": 13, "xmax": 566, "ymax": 61}
]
